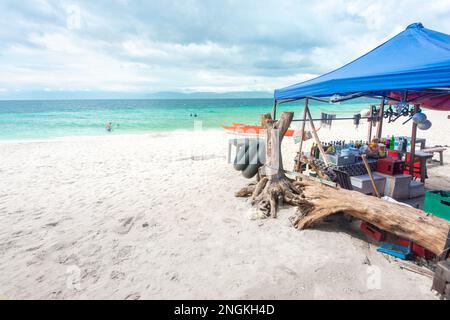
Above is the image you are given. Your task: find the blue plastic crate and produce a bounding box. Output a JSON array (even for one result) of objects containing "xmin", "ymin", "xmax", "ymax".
[{"xmin": 377, "ymin": 243, "xmax": 414, "ymax": 260}]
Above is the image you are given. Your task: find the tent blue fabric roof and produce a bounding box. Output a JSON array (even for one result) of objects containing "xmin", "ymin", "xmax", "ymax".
[{"xmin": 274, "ymin": 23, "xmax": 450, "ymax": 101}]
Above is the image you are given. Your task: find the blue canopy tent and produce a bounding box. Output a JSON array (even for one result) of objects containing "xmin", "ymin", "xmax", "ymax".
[
  {"xmin": 274, "ymin": 23, "xmax": 450, "ymax": 174},
  {"xmin": 274, "ymin": 23, "xmax": 450, "ymax": 109}
]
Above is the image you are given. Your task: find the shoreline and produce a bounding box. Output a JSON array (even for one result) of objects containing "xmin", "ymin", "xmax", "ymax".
[{"xmin": 0, "ymin": 128, "xmax": 228, "ymax": 145}]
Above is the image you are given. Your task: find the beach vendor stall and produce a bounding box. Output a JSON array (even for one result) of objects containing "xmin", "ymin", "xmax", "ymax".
[
  {"xmin": 272, "ymin": 22, "xmax": 450, "ymax": 200},
  {"xmin": 235, "ymin": 22, "xmax": 450, "ymax": 298}
]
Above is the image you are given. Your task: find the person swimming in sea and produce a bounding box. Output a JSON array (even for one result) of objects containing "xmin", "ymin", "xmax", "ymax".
[{"xmin": 106, "ymin": 122, "xmax": 112, "ymax": 132}]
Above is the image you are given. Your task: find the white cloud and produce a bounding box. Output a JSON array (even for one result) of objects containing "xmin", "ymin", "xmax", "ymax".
[
  {"xmin": 0, "ymin": 0, "xmax": 449, "ymax": 97},
  {"xmin": 28, "ymin": 32, "xmax": 83, "ymax": 53},
  {"xmin": 122, "ymin": 40, "xmax": 169, "ymax": 58}
]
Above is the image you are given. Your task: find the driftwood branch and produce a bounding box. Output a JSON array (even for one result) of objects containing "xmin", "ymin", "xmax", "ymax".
[{"xmin": 289, "ymin": 177, "xmax": 450, "ymax": 256}]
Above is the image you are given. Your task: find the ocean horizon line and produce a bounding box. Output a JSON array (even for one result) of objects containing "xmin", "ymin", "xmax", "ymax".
[{"xmin": 0, "ymin": 97, "xmax": 274, "ymax": 102}]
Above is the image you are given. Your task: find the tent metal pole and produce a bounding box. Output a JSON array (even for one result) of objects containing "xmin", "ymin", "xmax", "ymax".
[
  {"xmin": 292, "ymin": 116, "xmax": 370, "ymax": 122},
  {"xmin": 376, "ymin": 98, "xmax": 385, "ymax": 139},
  {"xmin": 367, "ymin": 105, "xmax": 374, "ymax": 142},
  {"xmin": 298, "ymin": 98, "xmax": 309, "ymax": 157},
  {"xmin": 306, "ymin": 96, "xmax": 329, "ymax": 103},
  {"xmin": 409, "ymin": 104, "xmax": 419, "ymax": 177},
  {"xmin": 272, "ymin": 100, "xmax": 278, "ymax": 120},
  {"xmin": 277, "ymin": 99, "xmax": 298, "ymax": 105},
  {"xmin": 306, "ymin": 106, "xmax": 330, "ymax": 166}
]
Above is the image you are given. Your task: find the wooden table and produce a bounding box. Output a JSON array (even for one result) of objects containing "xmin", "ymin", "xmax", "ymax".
[
  {"xmin": 415, "ymin": 138, "xmax": 427, "ymax": 150},
  {"xmin": 421, "ymin": 147, "xmax": 446, "ymax": 165}
]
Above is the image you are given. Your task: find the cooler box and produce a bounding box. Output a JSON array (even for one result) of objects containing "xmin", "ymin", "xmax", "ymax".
[
  {"xmin": 376, "ymin": 157, "xmax": 405, "ymax": 175},
  {"xmin": 409, "ymin": 180, "xmax": 425, "ymax": 199},
  {"xmin": 424, "ymin": 191, "xmax": 450, "ymax": 221},
  {"xmin": 373, "ymin": 172, "xmax": 412, "ymax": 200},
  {"xmin": 320, "ymin": 153, "xmax": 356, "ymax": 166},
  {"xmin": 350, "ymin": 174, "xmax": 386, "ymax": 196}
]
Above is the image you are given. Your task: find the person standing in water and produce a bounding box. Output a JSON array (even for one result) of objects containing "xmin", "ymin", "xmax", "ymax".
[{"xmin": 106, "ymin": 122, "xmax": 112, "ymax": 132}]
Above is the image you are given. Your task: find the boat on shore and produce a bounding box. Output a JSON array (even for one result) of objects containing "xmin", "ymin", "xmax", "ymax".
[{"xmin": 221, "ymin": 123, "xmax": 295, "ymax": 136}]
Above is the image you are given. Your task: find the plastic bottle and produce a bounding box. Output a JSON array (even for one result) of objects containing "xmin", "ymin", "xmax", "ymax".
[{"xmin": 315, "ymin": 145, "xmax": 320, "ymax": 159}]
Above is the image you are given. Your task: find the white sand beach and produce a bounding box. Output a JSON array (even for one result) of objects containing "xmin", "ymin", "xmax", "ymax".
[{"xmin": 0, "ymin": 110, "xmax": 449, "ymax": 300}]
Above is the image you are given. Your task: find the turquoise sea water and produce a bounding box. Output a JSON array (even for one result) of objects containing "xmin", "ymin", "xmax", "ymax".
[{"xmin": 0, "ymin": 99, "xmax": 370, "ymax": 140}]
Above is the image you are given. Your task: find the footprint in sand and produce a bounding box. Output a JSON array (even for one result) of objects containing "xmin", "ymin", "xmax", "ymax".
[
  {"xmin": 26, "ymin": 250, "xmax": 48, "ymax": 266},
  {"xmin": 274, "ymin": 265, "xmax": 298, "ymax": 277},
  {"xmin": 57, "ymin": 253, "xmax": 80, "ymax": 266},
  {"xmin": 124, "ymin": 293, "xmax": 140, "ymax": 300},
  {"xmin": 115, "ymin": 217, "xmax": 134, "ymax": 234},
  {"xmin": 49, "ymin": 290, "xmax": 64, "ymax": 299},
  {"xmin": 50, "ymin": 241, "xmax": 74, "ymax": 251},
  {"xmin": 194, "ymin": 231, "xmax": 211, "ymax": 242},
  {"xmin": 167, "ymin": 272, "xmax": 180, "ymax": 282},
  {"xmin": 25, "ymin": 244, "xmax": 42, "ymax": 252},
  {"xmin": 43, "ymin": 219, "xmax": 66, "ymax": 229},
  {"xmin": 112, "ymin": 245, "xmax": 133, "ymax": 265},
  {"xmin": 81, "ymin": 265, "xmax": 101, "ymax": 284},
  {"xmin": 222, "ymin": 218, "xmax": 239, "ymax": 225},
  {"xmin": 110, "ymin": 270, "xmax": 126, "ymax": 280}
]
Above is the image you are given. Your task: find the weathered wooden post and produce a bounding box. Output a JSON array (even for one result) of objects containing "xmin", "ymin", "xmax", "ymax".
[
  {"xmin": 236, "ymin": 111, "xmax": 308, "ymax": 218},
  {"xmin": 367, "ymin": 105, "xmax": 374, "ymax": 142},
  {"xmin": 294, "ymin": 98, "xmax": 309, "ymax": 173},
  {"xmin": 272, "ymin": 100, "xmax": 278, "ymax": 120},
  {"xmin": 376, "ymin": 98, "xmax": 385, "ymax": 139},
  {"xmin": 306, "ymin": 106, "xmax": 329, "ymax": 166},
  {"xmin": 297, "ymin": 98, "xmax": 309, "ymax": 157}
]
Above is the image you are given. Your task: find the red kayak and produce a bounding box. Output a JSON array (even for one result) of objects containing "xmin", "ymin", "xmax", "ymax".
[{"xmin": 221, "ymin": 123, "xmax": 295, "ymax": 136}]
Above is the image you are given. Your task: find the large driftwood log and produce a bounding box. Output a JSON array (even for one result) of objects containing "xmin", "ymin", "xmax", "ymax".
[
  {"xmin": 290, "ymin": 177, "xmax": 450, "ymax": 256},
  {"xmin": 236, "ymin": 112, "xmax": 306, "ymax": 218}
]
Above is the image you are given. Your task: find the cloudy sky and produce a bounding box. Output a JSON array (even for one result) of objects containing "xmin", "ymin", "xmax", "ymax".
[{"xmin": 1, "ymin": 0, "xmax": 450, "ymax": 98}]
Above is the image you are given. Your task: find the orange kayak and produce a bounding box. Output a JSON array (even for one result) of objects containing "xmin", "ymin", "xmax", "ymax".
[{"xmin": 221, "ymin": 123, "xmax": 295, "ymax": 136}]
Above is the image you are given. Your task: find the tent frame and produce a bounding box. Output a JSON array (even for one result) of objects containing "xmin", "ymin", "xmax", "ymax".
[{"xmin": 274, "ymin": 88, "xmax": 449, "ymax": 176}]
